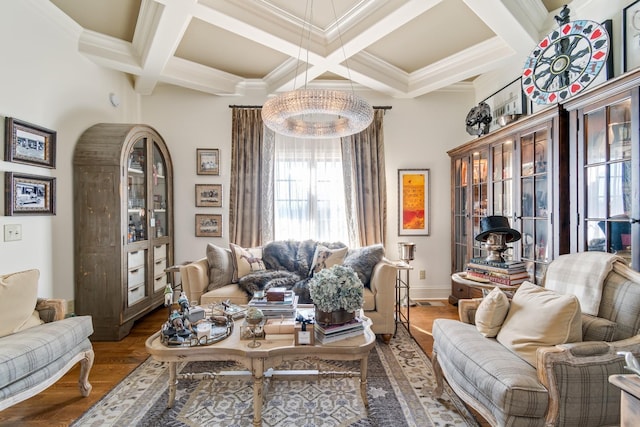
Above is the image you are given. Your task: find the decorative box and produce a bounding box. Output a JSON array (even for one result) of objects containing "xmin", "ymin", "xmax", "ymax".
[
  {"xmin": 264, "ymin": 318, "xmax": 296, "ymax": 334},
  {"xmin": 294, "ymin": 323, "xmax": 315, "ymax": 346},
  {"xmin": 186, "ymin": 306, "xmax": 206, "ymax": 323}
]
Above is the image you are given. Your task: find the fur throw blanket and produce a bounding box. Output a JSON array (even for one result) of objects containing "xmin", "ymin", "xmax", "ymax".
[{"xmin": 238, "ymin": 239, "xmax": 347, "ymax": 303}]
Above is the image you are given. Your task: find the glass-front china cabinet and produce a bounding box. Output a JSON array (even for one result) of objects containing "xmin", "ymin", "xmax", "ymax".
[
  {"xmin": 74, "ymin": 124, "xmax": 174, "ymax": 340},
  {"xmin": 448, "ymin": 105, "xmax": 569, "ymax": 303}
]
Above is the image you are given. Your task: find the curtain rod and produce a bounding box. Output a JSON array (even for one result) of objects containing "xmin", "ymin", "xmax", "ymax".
[{"xmin": 228, "ymin": 105, "xmax": 392, "ymax": 110}]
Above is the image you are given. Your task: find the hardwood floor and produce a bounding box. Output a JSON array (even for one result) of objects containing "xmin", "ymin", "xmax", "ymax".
[{"xmin": 0, "ymin": 301, "xmax": 484, "ymax": 426}]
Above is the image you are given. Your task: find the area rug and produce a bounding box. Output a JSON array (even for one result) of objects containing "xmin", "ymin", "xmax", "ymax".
[{"xmin": 72, "ymin": 327, "xmax": 478, "ymax": 427}]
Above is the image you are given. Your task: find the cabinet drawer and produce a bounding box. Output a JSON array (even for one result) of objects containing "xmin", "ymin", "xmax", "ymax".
[
  {"xmin": 154, "ymin": 258, "xmax": 167, "ymax": 278},
  {"xmin": 128, "ymin": 250, "xmax": 145, "ymax": 268},
  {"xmin": 128, "ymin": 284, "xmax": 145, "ymax": 306},
  {"xmin": 154, "ymin": 274, "xmax": 167, "ymax": 292},
  {"xmin": 154, "ymin": 244, "xmax": 167, "ymax": 260},
  {"xmin": 451, "ymin": 282, "xmax": 470, "ymax": 300},
  {"xmin": 128, "ymin": 267, "xmax": 145, "ymax": 288}
]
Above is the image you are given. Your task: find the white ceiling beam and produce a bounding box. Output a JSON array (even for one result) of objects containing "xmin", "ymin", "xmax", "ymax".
[
  {"xmin": 161, "ymin": 56, "xmax": 243, "ymax": 95},
  {"xmin": 133, "ymin": 0, "xmax": 198, "ymax": 95},
  {"xmin": 78, "ymin": 30, "xmax": 142, "ymax": 74}
]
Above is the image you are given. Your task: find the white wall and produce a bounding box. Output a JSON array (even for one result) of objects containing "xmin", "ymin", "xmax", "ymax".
[{"xmin": 0, "ymin": 1, "xmax": 139, "ymax": 300}]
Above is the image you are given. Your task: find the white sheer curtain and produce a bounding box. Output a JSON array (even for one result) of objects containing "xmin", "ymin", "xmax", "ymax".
[{"xmin": 272, "ymin": 134, "xmax": 349, "ymax": 243}]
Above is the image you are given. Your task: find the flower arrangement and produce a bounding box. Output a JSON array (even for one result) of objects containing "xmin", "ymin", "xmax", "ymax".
[{"xmin": 308, "ymin": 264, "xmax": 364, "ymax": 313}]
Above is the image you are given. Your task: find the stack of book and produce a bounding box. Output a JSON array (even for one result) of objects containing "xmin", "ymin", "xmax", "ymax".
[
  {"xmin": 466, "ymin": 257, "xmax": 529, "ymax": 286},
  {"xmin": 314, "ymin": 317, "xmax": 364, "ymax": 344},
  {"xmin": 248, "ymin": 289, "xmax": 298, "ymax": 319}
]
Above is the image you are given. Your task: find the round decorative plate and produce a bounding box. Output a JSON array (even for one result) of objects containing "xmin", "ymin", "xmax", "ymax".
[{"xmin": 522, "ymin": 20, "xmax": 609, "ymax": 105}]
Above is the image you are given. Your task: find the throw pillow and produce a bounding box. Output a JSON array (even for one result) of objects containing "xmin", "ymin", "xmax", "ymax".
[
  {"xmin": 230, "ymin": 243, "xmax": 266, "ymax": 282},
  {"xmin": 342, "ymin": 244, "xmax": 385, "ymax": 288},
  {"xmin": 497, "ymin": 281, "xmax": 582, "ymax": 366},
  {"xmin": 0, "ymin": 269, "xmax": 41, "ymax": 338},
  {"xmin": 475, "ymin": 287, "xmax": 510, "ymax": 337},
  {"xmin": 309, "ymin": 245, "xmax": 348, "ymax": 276},
  {"xmin": 206, "ymin": 243, "xmax": 235, "ymax": 291}
]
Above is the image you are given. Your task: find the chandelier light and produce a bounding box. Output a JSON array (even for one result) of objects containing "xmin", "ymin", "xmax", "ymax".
[{"xmin": 261, "ymin": 1, "xmax": 373, "ymax": 139}]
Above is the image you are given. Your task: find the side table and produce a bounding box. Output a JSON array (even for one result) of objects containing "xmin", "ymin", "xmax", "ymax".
[
  {"xmin": 394, "ymin": 261, "xmax": 413, "ymax": 337},
  {"xmin": 451, "ymin": 272, "xmax": 520, "ymax": 298},
  {"xmin": 609, "ymin": 374, "xmax": 640, "ymax": 426}
]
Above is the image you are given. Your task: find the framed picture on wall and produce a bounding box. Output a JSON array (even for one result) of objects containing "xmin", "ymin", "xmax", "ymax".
[
  {"xmin": 195, "ymin": 184, "xmax": 222, "ymax": 207},
  {"xmin": 197, "ymin": 148, "xmax": 220, "ymax": 175},
  {"xmin": 195, "ymin": 213, "xmax": 222, "ymax": 237},
  {"xmin": 4, "ymin": 117, "xmax": 56, "ymax": 168},
  {"xmin": 482, "ymin": 77, "xmax": 528, "ymax": 131},
  {"xmin": 624, "ymin": 0, "xmax": 640, "ymax": 72},
  {"xmin": 5, "ymin": 172, "xmax": 56, "ymax": 216},
  {"xmin": 398, "ymin": 169, "xmax": 429, "ymax": 236}
]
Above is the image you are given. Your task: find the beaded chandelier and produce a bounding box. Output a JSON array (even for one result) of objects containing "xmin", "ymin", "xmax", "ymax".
[{"xmin": 261, "ymin": 1, "xmax": 373, "ymax": 139}]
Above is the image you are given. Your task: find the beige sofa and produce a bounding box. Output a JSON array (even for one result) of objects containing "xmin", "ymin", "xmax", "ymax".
[
  {"xmin": 180, "ymin": 241, "xmax": 398, "ymax": 342},
  {"xmin": 432, "ymin": 253, "xmax": 640, "ymax": 426}
]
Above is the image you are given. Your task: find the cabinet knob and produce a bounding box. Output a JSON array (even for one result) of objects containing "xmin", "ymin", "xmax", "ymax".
[{"xmin": 630, "ymin": 218, "xmax": 640, "ymax": 224}]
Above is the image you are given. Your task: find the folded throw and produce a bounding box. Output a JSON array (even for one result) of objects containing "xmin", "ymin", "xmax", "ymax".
[{"xmin": 544, "ymin": 252, "xmax": 624, "ymax": 316}]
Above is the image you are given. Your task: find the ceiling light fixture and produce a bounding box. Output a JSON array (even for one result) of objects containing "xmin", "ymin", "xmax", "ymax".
[{"xmin": 261, "ymin": 0, "xmax": 373, "ymax": 139}]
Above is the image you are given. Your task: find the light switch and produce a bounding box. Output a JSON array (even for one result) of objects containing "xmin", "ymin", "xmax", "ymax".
[{"xmin": 4, "ymin": 224, "xmax": 22, "ymax": 241}]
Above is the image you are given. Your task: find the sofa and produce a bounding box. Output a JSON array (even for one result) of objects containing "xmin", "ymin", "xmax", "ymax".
[
  {"xmin": 0, "ymin": 269, "xmax": 94, "ymax": 411},
  {"xmin": 180, "ymin": 240, "xmax": 397, "ymax": 341},
  {"xmin": 432, "ymin": 252, "xmax": 640, "ymax": 426}
]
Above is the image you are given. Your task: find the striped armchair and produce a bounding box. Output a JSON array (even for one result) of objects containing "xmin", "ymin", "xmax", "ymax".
[{"xmin": 432, "ymin": 254, "xmax": 640, "ymax": 426}]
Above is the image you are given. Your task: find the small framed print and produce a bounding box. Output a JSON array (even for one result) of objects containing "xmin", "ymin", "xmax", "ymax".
[
  {"xmin": 624, "ymin": 0, "xmax": 640, "ymax": 72},
  {"xmin": 398, "ymin": 169, "xmax": 429, "ymax": 236},
  {"xmin": 195, "ymin": 184, "xmax": 222, "ymax": 207},
  {"xmin": 482, "ymin": 77, "xmax": 528, "ymax": 131},
  {"xmin": 5, "ymin": 117, "xmax": 56, "ymax": 168},
  {"xmin": 195, "ymin": 214, "xmax": 222, "ymax": 237},
  {"xmin": 197, "ymin": 148, "xmax": 220, "ymax": 175},
  {"xmin": 5, "ymin": 172, "xmax": 56, "ymax": 216}
]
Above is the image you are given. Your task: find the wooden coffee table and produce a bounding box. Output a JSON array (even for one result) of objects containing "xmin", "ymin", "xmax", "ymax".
[{"xmin": 145, "ymin": 315, "xmax": 375, "ymax": 426}]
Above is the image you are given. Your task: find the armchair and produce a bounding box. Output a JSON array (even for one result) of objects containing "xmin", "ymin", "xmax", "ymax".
[
  {"xmin": 0, "ymin": 269, "xmax": 94, "ymax": 411},
  {"xmin": 432, "ymin": 253, "xmax": 640, "ymax": 426}
]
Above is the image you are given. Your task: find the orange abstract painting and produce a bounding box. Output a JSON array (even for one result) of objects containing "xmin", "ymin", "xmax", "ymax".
[{"xmin": 399, "ymin": 169, "xmax": 429, "ymax": 235}]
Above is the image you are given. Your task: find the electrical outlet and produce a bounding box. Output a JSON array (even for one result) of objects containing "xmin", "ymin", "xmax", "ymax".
[
  {"xmin": 419, "ymin": 270, "xmax": 426, "ymax": 280},
  {"xmin": 4, "ymin": 224, "xmax": 22, "ymax": 241}
]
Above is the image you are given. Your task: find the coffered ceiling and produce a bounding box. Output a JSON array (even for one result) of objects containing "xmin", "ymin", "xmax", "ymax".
[{"xmin": 49, "ymin": 0, "xmax": 568, "ymax": 98}]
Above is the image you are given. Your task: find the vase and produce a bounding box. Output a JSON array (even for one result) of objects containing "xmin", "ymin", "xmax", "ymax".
[{"xmin": 315, "ymin": 307, "xmax": 356, "ymax": 326}]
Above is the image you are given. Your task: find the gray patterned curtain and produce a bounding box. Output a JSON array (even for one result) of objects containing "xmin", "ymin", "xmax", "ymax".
[
  {"xmin": 341, "ymin": 108, "xmax": 387, "ymax": 246},
  {"xmin": 229, "ymin": 107, "xmax": 267, "ymax": 247}
]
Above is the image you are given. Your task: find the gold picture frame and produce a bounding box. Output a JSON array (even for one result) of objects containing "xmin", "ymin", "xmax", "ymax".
[
  {"xmin": 195, "ymin": 184, "xmax": 222, "ymax": 207},
  {"xmin": 5, "ymin": 117, "xmax": 56, "ymax": 168},
  {"xmin": 5, "ymin": 172, "xmax": 56, "ymax": 216},
  {"xmin": 197, "ymin": 148, "xmax": 220, "ymax": 175},
  {"xmin": 195, "ymin": 213, "xmax": 222, "ymax": 237},
  {"xmin": 398, "ymin": 169, "xmax": 429, "ymax": 236}
]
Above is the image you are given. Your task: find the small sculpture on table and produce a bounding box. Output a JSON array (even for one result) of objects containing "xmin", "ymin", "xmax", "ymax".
[
  {"xmin": 245, "ymin": 307, "xmax": 265, "ymax": 348},
  {"xmin": 475, "ymin": 216, "xmax": 521, "ymax": 263}
]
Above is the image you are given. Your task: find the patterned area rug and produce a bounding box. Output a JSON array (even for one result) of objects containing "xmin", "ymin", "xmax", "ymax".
[{"xmin": 72, "ymin": 327, "xmax": 477, "ymax": 426}]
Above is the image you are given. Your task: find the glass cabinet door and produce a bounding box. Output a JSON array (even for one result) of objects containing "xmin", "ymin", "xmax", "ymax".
[
  {"xmin": 471, "ymin": 150, "xmax": 489, "ymax": 259},
  {"xmin": 491, "ymin": 140, "xmax": 515, "ymax": 260},
  {"xmin": 519, "ymin": 128, "xmax": 551, "ymax": 283},
  {"xmin": 152, "ymin": 142, "xmax": 168, "ymax": 239},
  {"xmin": 453, "ymin": 156, "xmax": 469, "ymax": 270},
  {"xmin": 127, "ymin": 138, "xmax": 147, "ymax": 243},
  {"xmin": 581, "ymin": 99, "xmax": 634, "ymax": 267}
]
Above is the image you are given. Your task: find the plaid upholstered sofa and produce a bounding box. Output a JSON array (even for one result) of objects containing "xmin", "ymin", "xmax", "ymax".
[
  {"xmin": 0, "ymin": 269, "xmax": 94, "ymax": 411},
  {"xmin": 432, "ymin": 253, "xmax": 640, "ymax": 426}
]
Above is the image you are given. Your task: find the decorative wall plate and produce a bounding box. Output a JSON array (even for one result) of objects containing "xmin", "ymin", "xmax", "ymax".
[{"xmin": 522, "ymin": 19, "xmax": 609, "ymax": 105}]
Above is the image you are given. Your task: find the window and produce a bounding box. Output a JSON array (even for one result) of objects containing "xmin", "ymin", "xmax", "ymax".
[{"xmin": 273, "ymin": 136, "xmax": 348, "ymax": 242}]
